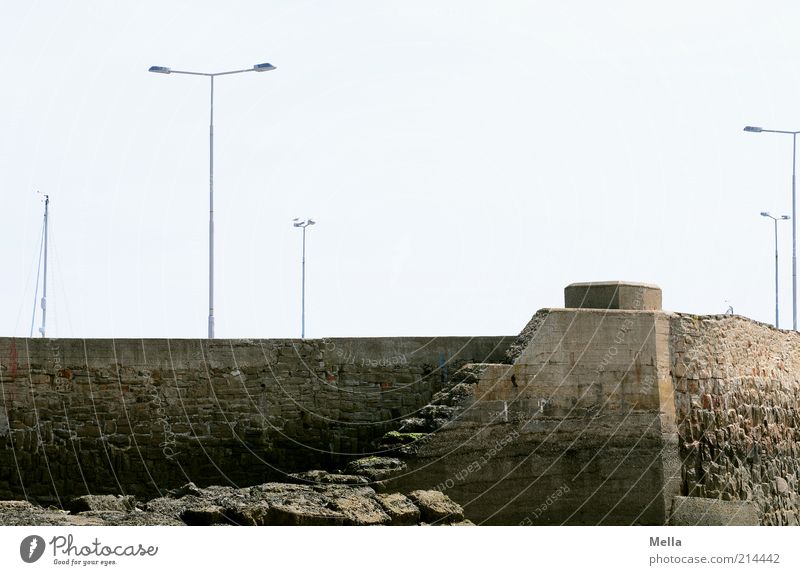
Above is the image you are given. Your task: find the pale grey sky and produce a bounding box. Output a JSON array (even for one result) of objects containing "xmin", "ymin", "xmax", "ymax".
[{"xmin": 1, "ymin": 1, "xmax": 799, "ymax": 338}]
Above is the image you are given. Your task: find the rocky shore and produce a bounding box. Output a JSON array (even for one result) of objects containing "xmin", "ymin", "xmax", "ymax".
[{"xmin": 0, "ymin": 458, "xmax": 469, "ymax": 526}]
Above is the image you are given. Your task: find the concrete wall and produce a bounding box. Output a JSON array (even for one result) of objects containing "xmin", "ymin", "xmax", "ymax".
[
  {"xmin": 388, "ymin": 308, "xmax": 681, "ymax": 525},
  {"xmin": 0, "ymin": 336, "xmax": 510, "ymax": 504}
]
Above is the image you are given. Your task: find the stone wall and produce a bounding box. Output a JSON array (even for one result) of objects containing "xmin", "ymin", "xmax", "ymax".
[
  {"xmin": 670, "ymin": 314, "xmax": 800, "ymax": 525},
  {"xmin": 4, "ymin": 283, "xmax": 800, "ymax": 526},
  {"xmin": 0, "ymin": 336, "xmax": 509, "ymax": 504}
]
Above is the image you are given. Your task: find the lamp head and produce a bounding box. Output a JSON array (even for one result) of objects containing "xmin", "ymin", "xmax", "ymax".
[
  {"xmin": 254, "ymin": 63, "xmax": 276, "ymax": 72},
  {"xmin": 782, "ymin": 215, "xmax": 791, "ymax": 220},
  {"xmin": 761, "ymin": 212, "xmax": 771, "ymax": 217},
  {"xmin": 744, "ymin": 126, "xmax": 763, "ymax": 132},
  {"xmin": 148, "ymin": 66, "xmax": 172, "ymax": 74}
]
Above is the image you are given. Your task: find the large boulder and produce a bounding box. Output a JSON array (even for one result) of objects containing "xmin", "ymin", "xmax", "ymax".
[
  {"xmin": 408, "ymin": 490, "xmax": 464, "ymax": 524},
  {"xmin": 375, "ymin": 493, "xmax": 420, "ymax": 526}
]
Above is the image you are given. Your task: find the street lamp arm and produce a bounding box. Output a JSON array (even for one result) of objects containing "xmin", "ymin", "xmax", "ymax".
[
  {"xmin": 210, "ymin": 68, "xmax": 258, "ymax": 77},
  {"xmin": 167, "ymin": 70, "xmax": 214, "ymax": 77},
  {"xmin": 759, "ymin": 129, "xmax": 800, "ymax": 135}
]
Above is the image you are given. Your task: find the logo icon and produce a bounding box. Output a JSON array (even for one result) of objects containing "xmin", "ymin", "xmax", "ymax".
[{"xmin": 20, "ymin": 535, "xmax": 46, "ymax": 563}]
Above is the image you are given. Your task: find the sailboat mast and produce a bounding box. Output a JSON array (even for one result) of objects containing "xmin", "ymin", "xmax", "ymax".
[{"xmin": 39, "ymin": 195, "xmax": 49, "ymax": 337}]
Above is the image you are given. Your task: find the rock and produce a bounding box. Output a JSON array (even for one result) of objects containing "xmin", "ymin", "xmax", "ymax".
[
  {"xmin": 398, "ymin": 417, "xmax": 427, "ymax": 432},
  {"xmin": 0, "ymin": 481, "xmax": 460, "ymax": 526},
  {"xmin": 344, "ymin": 457, "xmax": 407, "ymax": 481},
  {"xmin": 0, "ymin": 500, "xmax": 72, "ymax": 526},
  {"xmin": 775, "ymin": 477, "xmax": 790, "ymax": 497},
  {"xmin": 288, "ymin": 470, "xmax": 327, "ymax": 483},
  {"xmin": 0, "ymin": 500, "xmax": 35, "ymax": 513},
  {"xmin": 289, "ymin": 470, "xmax": 370, "ymax": 486},
  {"xmin": 180, "ymin": 506, "xmax": 230, "ymax": 526},
  {"xmin": 225, "ymin": 504, "xmax": 271, "ymax": 526},
  {"xmin": 329, "ymin": 490, "xmax": 390, "ymax": 525},
  {"xmin": 408, "ymin": 490, "xmax": 464, "ymax": 524},
  {"xmin": 145, "ymin": 494, "xmax": 207, "ymax": 519},
  {"xmin": 233, "ymin": 483, "xmax": 389, "ymax": 526},
  {"xmin": 66, "ymin": 495, "xmax": 136, "ymax": 514},
  {"xmin": 380, "ymin": 431, "xmax": 427, "ymax": 445},
  {"xmin": 0, "ymin": 500, "xmax": 181, "ymax": 526},
  {"xmin": 167, "ymin": 482, "xmax": 203, "ymax": 498},
  {"xmin": 267, "ymin": 492, "xmax": 348, "ymax": 526},
  {"xmin": 375, "ymin": 493, "xmax": 420, "ymax": 525},
  {"xmin": 72, "ymin": 510, "xmax": 183, "ymax": 526}
]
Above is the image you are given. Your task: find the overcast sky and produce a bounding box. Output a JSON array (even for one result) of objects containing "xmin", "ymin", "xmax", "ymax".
[{"xmin": 1, "ymin": 1, "xmax": 799, "ymax": 339}]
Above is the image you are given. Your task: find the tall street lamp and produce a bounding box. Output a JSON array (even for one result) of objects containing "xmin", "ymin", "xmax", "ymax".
[
  {"xmin": 149, "ymin": 62, "xmax": 277, "ymax": 338},
  {"xmin": 744, "ymin": 125, "xmax": 800, "ymax": 330},
  {"xmin": 293, "ymin": 218, "xmax": 316, "ymax": 339},
  {"xmin": 760, "ymin": 211, "xmax": 790, "ymax": 328}
]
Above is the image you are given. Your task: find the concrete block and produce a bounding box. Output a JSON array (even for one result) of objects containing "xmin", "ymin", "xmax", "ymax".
[
  {"xmin": 565, "ymin": 281, "xmax": 662, "ymax": 310},
  {"xmin": 669, "ymin": 496, "xmax": 760, "ymax": 525}
]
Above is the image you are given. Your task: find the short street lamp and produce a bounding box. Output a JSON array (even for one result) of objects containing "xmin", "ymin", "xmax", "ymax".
[
  {"xmin": 760, "ymin": 211, "xmax": 791, "ymax": 328},
  {"xmin": 293, "ymin": 218, "xmax": 316, "ymax": 339}
]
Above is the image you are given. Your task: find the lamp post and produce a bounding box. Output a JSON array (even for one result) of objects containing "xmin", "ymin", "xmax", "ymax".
[
  {"xmin": 149, "ymin": 62, "xmax": 276, "ymax": 338},
  {"xmin": 293, "ymin": 218, "xmax": 316, "ymax": 338},
  {"xmin": 744, "ymin": 125, "xmax": 800, "ymax": 330},
  {"xmin": 760, "ymin": 211, "xmax": 790, "ymax": 328}
]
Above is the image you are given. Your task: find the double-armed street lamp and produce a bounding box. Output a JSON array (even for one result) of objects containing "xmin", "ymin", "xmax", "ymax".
[
  {"xmin": 760, "ymin": 212, "xmax": 791, "ymax": 328},
  {"xmin": 293, "ymin": 218, "xmax": 316, "ymax": 339},
  {"xmin": 150, "ymin": 62, "xmax": 276, "ymax": 338},
  {"xmin": 744, "ymin": 125, "xmax": 800, "ymax": 330}
]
